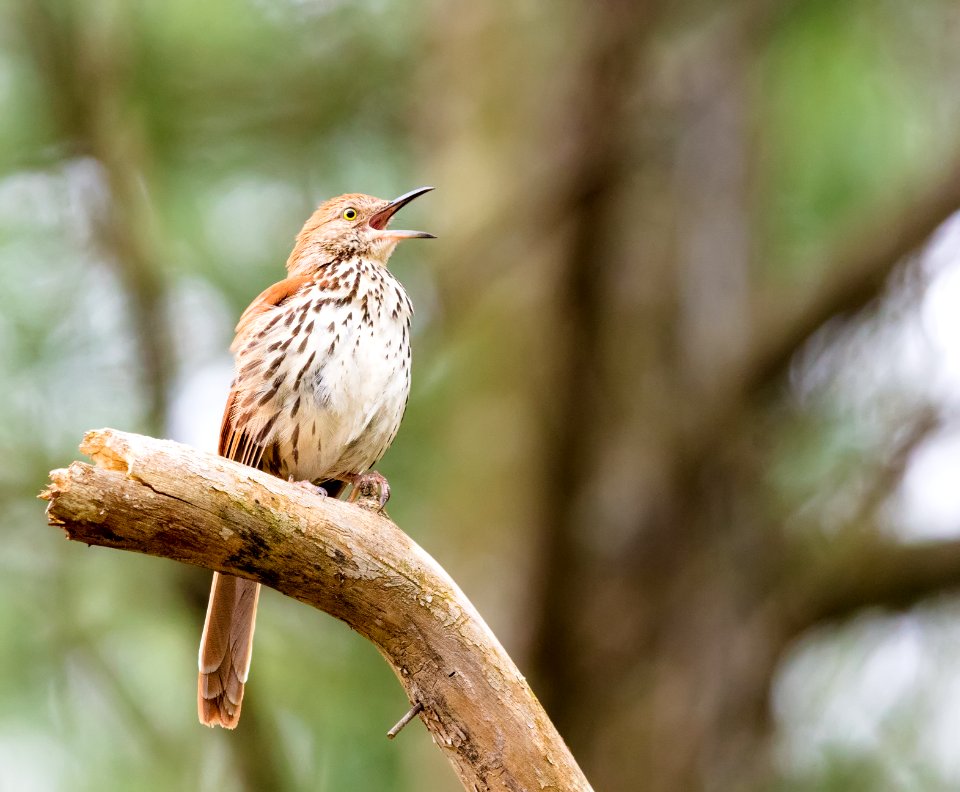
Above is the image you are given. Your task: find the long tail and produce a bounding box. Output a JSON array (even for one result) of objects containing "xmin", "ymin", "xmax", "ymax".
[
  {"xmin": 195, "ymin": 480, "xmax": 344, "ymax": 728},
  {"xmin": 198, "ymin": 573, "xmax": 260, "ymax": 728}
]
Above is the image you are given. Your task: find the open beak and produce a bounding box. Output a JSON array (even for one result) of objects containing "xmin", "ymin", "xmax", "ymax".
[{"xmin": 369, "ymin": 186, "xmax": 436, "ymax": 239}]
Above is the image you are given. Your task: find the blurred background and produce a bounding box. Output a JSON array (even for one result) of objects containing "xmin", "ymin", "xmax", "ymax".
[{"xmin": 4, "ymin": 0, "xmax": 960, "ymax": 789}]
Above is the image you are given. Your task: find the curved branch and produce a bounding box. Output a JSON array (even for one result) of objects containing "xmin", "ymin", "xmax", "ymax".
[{"xmin": 40, "ymin": 429, "xmax": 592, "ymax": 792}]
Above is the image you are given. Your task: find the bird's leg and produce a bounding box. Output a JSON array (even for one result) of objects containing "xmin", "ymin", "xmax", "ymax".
[
  {"xmin": 341, "ymin": 471, "xmax": 391, "ymax": 510},
  {"xmin": 288, "ymin": 475, "xmax": 328, "ymax": 497}
]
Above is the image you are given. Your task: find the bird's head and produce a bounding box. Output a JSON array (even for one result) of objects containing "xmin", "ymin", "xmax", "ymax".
[{"xmin": 287, "ymin": 187, "xmax": 435, "ymax": 272}]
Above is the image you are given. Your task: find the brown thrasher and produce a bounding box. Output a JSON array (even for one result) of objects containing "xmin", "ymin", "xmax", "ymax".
[{"xmin": 198, "ymin": 187, "xmax": 434, "ymax": 728}]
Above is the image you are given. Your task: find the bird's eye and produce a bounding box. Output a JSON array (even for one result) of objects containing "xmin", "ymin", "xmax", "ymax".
[{"xmin": 342, "ymin": 207, "xmax": 358, "ymax": 221}]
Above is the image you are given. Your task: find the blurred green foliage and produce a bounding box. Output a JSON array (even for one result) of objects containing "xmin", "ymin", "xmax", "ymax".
[
  {"xmin": 2, "ymin": 0, "xmax": 960, "ymax": 790},
  {"xmin": 759, "ymin": 1, "xmax": 958, "ymax": 273}
]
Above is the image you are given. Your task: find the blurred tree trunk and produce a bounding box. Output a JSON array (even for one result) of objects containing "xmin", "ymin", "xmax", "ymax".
[
  {"xmin": 19, "ymin": 4, "xmax": 292, "ymax": 789},
  {"xmin": 424, "ymin": 2, "xmax": 960, "ymax": 790},
  {"xmin": 525, "ymin": 4, "xmax": 778, "ymax": 789},
  {"xmin": 20, "ymin": 0, "xmax": 171, "ymax": 434}
]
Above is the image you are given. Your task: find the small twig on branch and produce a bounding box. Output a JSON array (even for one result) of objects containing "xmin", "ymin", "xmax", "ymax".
[
  {"xmin": 40, "ymin": 429, "xmax": 592, "ymax": 792},
  {"xmin": 387, "ymin": 701, "xmax": 424, "ymax": 740}
]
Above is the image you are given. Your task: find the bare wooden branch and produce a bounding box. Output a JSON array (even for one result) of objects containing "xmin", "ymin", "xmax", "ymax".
[{"xmin": 41, "ymin": 429, "xmax": 592, "ymax": 792}]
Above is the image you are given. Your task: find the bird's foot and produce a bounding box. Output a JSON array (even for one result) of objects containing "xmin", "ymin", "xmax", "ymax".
[
  {"xmin": 343, "ymin": 471, "xmax": 390, "ymax": 511},
  {"xmin": 288, "ymin": 476, "xmax": 327, "ymax": 497}
]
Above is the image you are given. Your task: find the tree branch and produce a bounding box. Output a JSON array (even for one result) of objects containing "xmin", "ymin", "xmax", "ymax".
[
  {"xmin": 786, "ymin": 535, "xmax": 960, "ymax": 635},
  {"xmin": 40, "ymin": 429, "xmax": 592, "ymax": 792},
  {"xmin": 672, "ymin": 165, "xmax": 960, "ymax": 474},
  {"xmin": 746, "ymin": 162, "xmax": 960, "ymax": 393}
]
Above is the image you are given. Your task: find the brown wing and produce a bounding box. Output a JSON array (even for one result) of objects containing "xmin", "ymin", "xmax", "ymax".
[
  {"xmin": 218, "ymin": 273, "xmax": 314, "ymax": 467},
  {"xmin": 198, "ymin": 273, "xmax": 312, "ymax": 728}
]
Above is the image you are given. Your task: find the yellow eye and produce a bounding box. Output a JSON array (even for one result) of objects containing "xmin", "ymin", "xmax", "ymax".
[{"xmin": 342, "ymin": 207, "xmax": 358, "ymax": 221}]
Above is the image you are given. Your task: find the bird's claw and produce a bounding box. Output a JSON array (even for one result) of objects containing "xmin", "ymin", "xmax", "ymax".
[{"xmin": 345, "ymin": 471, "xmax": 391, "ymax": 511}]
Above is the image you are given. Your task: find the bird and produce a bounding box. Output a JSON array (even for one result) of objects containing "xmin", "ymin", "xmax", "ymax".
[{"xmin": 197, "ymin": 186, "xmax": 434, "ymax": 728}]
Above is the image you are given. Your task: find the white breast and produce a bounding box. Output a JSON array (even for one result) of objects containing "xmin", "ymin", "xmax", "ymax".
[{"xmin": 231, "ymin": 261, "xmax": 413, "ymax": 482}]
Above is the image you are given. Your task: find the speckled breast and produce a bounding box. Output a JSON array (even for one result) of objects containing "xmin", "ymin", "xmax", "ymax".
[{"xmin": 233, "ymin": 258, "xmax": 413, "ymax": 483}]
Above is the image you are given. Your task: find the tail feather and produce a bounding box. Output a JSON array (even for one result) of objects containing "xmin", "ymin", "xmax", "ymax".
[
  {"xmin": 198, "ymin": 573, "xmax": 260, "ymax": 728},
  {"xmin": 195, "ymin": 478, "xmax": 344, "ymax": 728}
]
